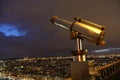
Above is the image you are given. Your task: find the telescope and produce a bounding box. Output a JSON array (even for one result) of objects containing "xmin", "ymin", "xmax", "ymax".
[
  {"xmin": 51, "ymin": 16, "xmax": 106, "ymax": 46},
  {"xmin": 51, "ymin": 16, "xmax": 106, "ymax": 80}
]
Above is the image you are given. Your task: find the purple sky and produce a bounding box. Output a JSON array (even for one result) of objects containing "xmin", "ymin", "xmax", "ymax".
[{"xmin": 0, "ymin": 0, "xmax": 120, "ymax": 59}]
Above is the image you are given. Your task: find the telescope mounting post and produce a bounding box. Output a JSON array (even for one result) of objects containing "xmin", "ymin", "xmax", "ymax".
[
  {"xmin": 70, "ymin": 31, "xmax": 89, "ymax": 80},
  {"xmin": 70, "ymin": 31, "xmax": 87, "ymax": 62},
  {"xmin": 76, "ymin": 38, "xmax": 86, "ymax": 62}
]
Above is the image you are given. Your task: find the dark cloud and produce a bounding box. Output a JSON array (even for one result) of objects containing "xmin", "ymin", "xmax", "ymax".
[{"xmin": 0, "ymin": 0, "xmax": 120, "ymax": 59}]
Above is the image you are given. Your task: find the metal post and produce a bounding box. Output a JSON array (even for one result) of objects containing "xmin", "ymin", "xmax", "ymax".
[
  {"xmin": 70, "ymin": 33, "xmax": 89, "ymax": 80},
  {"xmin": 76, "ymin": 38, "xmax": 81, "ymax": 62},
  {"xmin": 76, "ymin": 38, "xmax": 86, "ymax": 62}
]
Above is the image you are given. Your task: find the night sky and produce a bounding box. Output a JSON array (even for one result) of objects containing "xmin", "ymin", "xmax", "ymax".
[{"xmin": 0, "ymin": 0, "xmax": 120, "ymax": 59}]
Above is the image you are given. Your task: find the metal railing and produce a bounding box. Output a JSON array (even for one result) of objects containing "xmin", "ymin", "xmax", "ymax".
[{"xmin": 89, "ymin": 60, "xmax": 120, "ymax": 80}]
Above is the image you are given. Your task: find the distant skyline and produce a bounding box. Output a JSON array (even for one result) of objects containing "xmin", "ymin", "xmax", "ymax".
[{"xmin": 0, "ymin": 0, "xmax": 120, "ymax": 59}]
